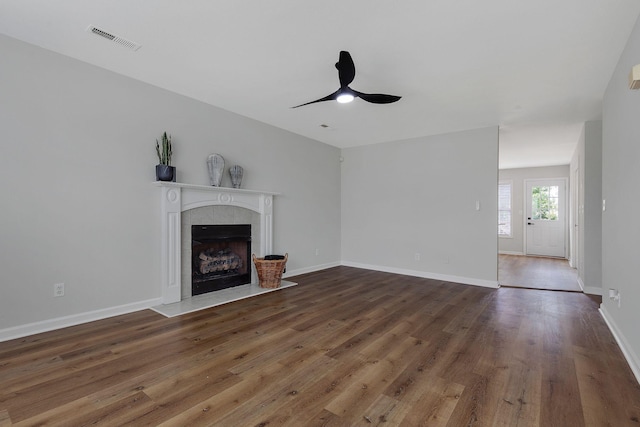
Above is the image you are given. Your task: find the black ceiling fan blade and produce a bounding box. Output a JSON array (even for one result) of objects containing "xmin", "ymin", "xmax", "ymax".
[
  {"xmin": 353, "ymin": 90, "xmax": 401, "ymax": 104},
  {"xmin": 291, "ymin": 90, "xmax": 340, "ymax": 108},
  {"xmin": 293, "ymin": 51, "xmax": 401, "ymax": 108},
  {"xmin": 336, "ymin": 51, "xmax": 355, "ymax": 88}
]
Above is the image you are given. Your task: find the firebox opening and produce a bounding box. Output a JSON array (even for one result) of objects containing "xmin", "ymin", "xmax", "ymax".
[{"xmin": 191, "ymin": 224, "xmax": 251, "ymax": 296}]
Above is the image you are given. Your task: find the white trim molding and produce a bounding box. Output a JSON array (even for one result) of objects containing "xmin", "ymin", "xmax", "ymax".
[
  {"xmin": 0, "ymin": 298, "xmax": 162, "ymax": 343},
  {"xmin": 283, "ymin": 262, "xmax": 341, "ymax": 278},
  {"xmin": 499, "ymin": 251, "xmax": 525, "ymax": 256},
  {"xmin": 577, "ymin": 277, "xmax": 603, "ymax": 296},
  {"xmin": 155, "ymin": 182, "xmax": 278, "ymax": 304},
  {"xmin": 583, "ymin": 286, "xmax": 603, "ymax": 296},
  {"xmin": 600, "ymin": 305, "xmax": 640, "ymax": 385},
  {"xmin": 341, "ymin": 261, "xmax": 499, "ymax": 289}
]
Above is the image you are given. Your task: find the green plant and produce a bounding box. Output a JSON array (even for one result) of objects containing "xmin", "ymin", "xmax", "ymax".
[{"xmin": 155, "ymin": 132, "xmax": 172, "ymax": 166}]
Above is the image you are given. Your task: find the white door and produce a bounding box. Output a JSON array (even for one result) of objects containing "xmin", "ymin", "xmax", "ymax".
[{"xmin": 525, "ymin": 179, "xmax": 566, "ymax": 257}]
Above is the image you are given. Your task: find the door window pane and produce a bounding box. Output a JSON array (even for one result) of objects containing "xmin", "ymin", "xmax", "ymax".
[{"xmin": 531, "ymin": 185, "xmax": 559, "ymax": 220}]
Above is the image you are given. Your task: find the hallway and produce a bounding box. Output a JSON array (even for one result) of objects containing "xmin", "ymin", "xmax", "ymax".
[{"xmin": 498, "ymin": 254, "xmax": 581, "ymax": 292}]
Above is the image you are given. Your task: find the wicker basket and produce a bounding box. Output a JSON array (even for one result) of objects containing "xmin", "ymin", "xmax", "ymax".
[{"xmin": 252, "ymin": 253, "xmax": 288, "ymax": 289}]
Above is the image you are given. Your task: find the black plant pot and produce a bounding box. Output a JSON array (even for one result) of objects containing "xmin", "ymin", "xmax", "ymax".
[{"xmin": 156, "ymin": 165, "xmax": 176, "ymax": 182}]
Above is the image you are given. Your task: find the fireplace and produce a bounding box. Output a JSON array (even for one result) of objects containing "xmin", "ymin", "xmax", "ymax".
[
  {"xmin": 156, "ymin": 182, "xmax": 277, "ymax": 304},
  {"xmin": 191, "ymin": 224, "xmax": 251, "ymax": 295}
]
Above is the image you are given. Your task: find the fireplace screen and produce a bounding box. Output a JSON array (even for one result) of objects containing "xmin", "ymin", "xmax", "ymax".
[{"xmin": 191, "ymin": 224, "xmax": 251, "ymax": 296}]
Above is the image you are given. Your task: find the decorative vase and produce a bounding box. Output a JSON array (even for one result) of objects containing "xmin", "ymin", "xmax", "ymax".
[
  {"xmin": 156, "ymin": 164, "xmax": 175, "ymax": 182},
  {"xmin": 207, "ymin": 154, "xmax": 224, "ymax": 186},
  {"xmin": 229, "ymin": 165, "xmax": 243, "ymax": 188}
]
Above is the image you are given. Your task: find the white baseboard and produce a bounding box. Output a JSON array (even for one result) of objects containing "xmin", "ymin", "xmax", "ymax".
[
  {"xmin": 340, "ymin": 261, "xmax": 499, "ymax": 289},
  {"xmin": 584, "ymin": 286, "xmax": 603, "ymax": 296},
  {"xmin": 1, "ymin": 261, "xmax": 341, "ymax": 342},
  {"xmin": 283, "ymin": 261, "xmax": 341, "ymax": 278},
  {"xmin": 0, "ymin": 260, "xmax": 501, "ymax": 342},
  {"xmin": 499, "ymin": 251, "xmax": 525, "ymax": 256},
  {"xmin": 599, "ymin": 305, "xmax": 640, "ymax": 386},
  {"xmin": 0, "ymin": 297, "xmax": 163, "ymax": 343},
  {"xmin": 577, "ymin": 277, "xmax": 604, "ymax": 295}
]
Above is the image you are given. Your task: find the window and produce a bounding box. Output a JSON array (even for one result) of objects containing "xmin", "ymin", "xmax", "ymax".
[
  {"xmin": 531, "ymin": 185, "xmax": 559, "ymax": 220},
  {"xmin": 498, "ymin": 181, "xmax": 512, "ymax": 237}
]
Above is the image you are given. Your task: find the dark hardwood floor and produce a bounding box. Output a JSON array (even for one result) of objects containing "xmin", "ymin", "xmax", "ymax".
[
  {"xmin": 1, "ymin": 267, "xmax": 639, "ymax": 426},
  {"xmin": 499, "ymin": 254, "xmax": 581, "ymax": 292}
]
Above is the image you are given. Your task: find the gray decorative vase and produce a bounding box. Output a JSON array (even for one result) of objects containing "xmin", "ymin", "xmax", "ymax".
[
  {"xmin": 156, "ymin": 165, "xmax": 175, "ymax": 182},
  {"xmin": 229, "ymin": 165, "xmax": 244, "ymax": 188},
  {"xmin": 207, "ymin": 154, "xmax": 224, "ymax": 187}
]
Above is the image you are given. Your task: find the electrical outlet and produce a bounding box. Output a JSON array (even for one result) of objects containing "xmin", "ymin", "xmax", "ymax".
[
  {"xmin": 315, "ymin": 248, "xmax": 320, "ymax": 256},
  {"xmin": 609, "ymin": 288, "xmax": 621, "ymax": 307},
  {"xmin": 54, "ymin": 283, "xmax": 65, "ymax": 297},
  {"xmin": 414, "ymin": 253, "xmax": 421, "ymax": 261}
]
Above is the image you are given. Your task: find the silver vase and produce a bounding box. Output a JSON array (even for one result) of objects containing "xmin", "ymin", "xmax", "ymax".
[
  {"xmin": 207, "ymin": 154, "xmax": 224, "ymax": 187},
  {"xmin": 229, "ymin": 165, "xmax": 243, "ymax": 188}
]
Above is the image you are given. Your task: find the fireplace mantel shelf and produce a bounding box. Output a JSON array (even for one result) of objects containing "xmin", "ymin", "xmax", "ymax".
[{"xmin": 153, "ymin": 181, "xmax": 280, "ymax": 197}]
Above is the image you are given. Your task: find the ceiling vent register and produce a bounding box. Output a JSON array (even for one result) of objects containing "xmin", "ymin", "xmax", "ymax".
[{"xmin": 86, "ymin": 25, "xmax": 141, "ymax": 51}]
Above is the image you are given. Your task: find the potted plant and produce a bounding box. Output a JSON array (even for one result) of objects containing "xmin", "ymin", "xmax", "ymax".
[{"xmin": 155, "ymin": 132, "xmax": 175, "ymax": 181}]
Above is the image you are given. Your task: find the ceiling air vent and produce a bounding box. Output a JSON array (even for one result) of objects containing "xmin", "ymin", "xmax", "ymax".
[{"xmin": 86, "ymin": 25, "xmax": 141, "ymax": 51}]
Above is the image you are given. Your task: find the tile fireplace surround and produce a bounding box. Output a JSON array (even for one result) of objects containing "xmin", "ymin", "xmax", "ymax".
[{"xmin": 155, "ymin": 182, "xmax": 278, "ymax": 304}]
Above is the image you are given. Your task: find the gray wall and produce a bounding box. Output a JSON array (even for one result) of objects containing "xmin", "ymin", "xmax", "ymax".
[
  {"xmin": 498, "ymin": 165, "xmax": 570, "ymax": 255},
  {"xmin": 602, "ymin": 15, "xmax": 640, "ymax": 379},
  {"xmin": 584, "ymin": 122, "xmax": 603, "ymax": 292},
  {"xmin": 0, "ymin": 34, "xmax": 341, "ymax": 331},
  {"xmin": 570, "ymin": 121, "xmax": 603, "ymax": 294},
  {"xmin": 341, "ymin": 128, "xmax": 499, "ymax": 286}
]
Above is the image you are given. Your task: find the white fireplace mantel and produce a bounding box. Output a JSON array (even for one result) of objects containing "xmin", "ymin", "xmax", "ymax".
[{"xmin": 155, "ymin": 182, "xmax": 279, "ymax": 304}]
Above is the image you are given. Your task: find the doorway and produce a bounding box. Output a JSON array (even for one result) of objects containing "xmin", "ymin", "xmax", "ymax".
[
  {"xmin": 497, "ymin": 174, "xmax": 578, "ymax": 292},
  {"xmin": 524, "ymin": 178, "xmax": 567, "ymax": 258}
]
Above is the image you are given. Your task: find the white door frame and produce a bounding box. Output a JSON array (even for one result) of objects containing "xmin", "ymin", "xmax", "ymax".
[
  {"xmin": 570, "ymin": 167, "xmax": 579, "ymax": 268},
  {"xmin": 523, "ymin": 177, "xmax": 569, "ymax": 258}
]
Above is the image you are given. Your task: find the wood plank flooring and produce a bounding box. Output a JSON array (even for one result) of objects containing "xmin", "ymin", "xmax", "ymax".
[
  {"xmin": 1, "ymin": 267, "xmax": 639, "ymax": 426},
  {"xmin": 499, "ymin": 254, "xmax": 581, "ymax": 292}
]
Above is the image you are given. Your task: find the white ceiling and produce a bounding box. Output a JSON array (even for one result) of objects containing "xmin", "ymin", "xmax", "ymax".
[{"xmin": 1, "ymin": 1, "xmax": 639, "ymax": 168}]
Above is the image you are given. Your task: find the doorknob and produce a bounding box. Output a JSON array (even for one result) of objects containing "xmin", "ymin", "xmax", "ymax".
[{"xmin": 528, "ymin": 222, "xmax": 534, "ymax": 225}]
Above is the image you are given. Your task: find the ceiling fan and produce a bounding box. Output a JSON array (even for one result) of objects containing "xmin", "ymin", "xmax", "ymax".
[{"xmin": 292, "ymin": 51, "xmax": 401, "ymax": 108}]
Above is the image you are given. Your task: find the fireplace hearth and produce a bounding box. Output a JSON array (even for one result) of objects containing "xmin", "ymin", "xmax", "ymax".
[{"xmin": 191, "ymin": 224, "xmax": 251, "ymax": 296}]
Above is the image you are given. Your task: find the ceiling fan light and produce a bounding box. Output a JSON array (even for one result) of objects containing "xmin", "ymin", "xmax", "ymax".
[{"xmin": 337, "ymin": 93, "xmax": 354, "ymax": 103}]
